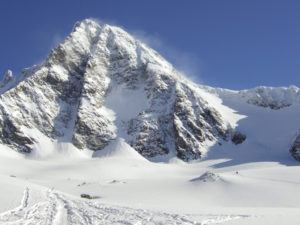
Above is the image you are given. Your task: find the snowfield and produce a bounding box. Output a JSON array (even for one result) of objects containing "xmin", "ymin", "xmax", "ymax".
[{"xmin": 0, "ymin": 187, "xmax": 246, "ymax": 225}]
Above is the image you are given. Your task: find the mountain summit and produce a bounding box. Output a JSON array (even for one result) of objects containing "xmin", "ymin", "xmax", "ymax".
[{"xmin": 0, "ymin": 19, "xmax": 299, "ymax": 161}]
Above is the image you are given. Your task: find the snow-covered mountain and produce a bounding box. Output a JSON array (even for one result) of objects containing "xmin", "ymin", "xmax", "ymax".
[
  {"xmin": 2, "ymin": 19, "xmax": 300, "ymax": 225},
  {"xmin": 0, "ymin": 19, "xmax": 299, "ymax": 162}
]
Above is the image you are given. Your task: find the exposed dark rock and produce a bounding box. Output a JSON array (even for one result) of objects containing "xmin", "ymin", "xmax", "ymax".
[
  {"xmin": 290, "ymin": 133, "xmax": 300, "ymax": 161},
  {"xmin": 231, "ymin": 132, "xmax": 246, "ymax": 145},
  {"xmin": 80, "ymin": 194, "xmax": 93, "ymax": 199},
  {"xmin": 247, "ymin": 99, "xmax": 291, "ymax": 110},
  {"xmin": 0, "ymin": 110, "xmax": 34, "ymax": 153}
]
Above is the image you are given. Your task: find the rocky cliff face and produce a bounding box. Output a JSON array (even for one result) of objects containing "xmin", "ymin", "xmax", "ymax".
[
  {"xmin": 290, "ymin": 131, "xmax": 300, "ymax": 161},
  {"xmin": 0, "ymin": 19, "xmax": 242, "ymax": 161}
]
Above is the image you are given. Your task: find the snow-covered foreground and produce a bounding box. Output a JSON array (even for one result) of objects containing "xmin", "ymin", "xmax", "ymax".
[
  {"xmin": 0, "ymin": 187, "xmax": 246, "ymax": 225},
  {"xmin": 0, "ymin": 141, "xmax": 300, "ymax": 225}
]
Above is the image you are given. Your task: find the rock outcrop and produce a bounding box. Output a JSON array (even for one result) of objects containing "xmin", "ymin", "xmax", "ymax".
[{"xmin": 290, "ymin": 132, "xmax": 300, "ymax": 161}]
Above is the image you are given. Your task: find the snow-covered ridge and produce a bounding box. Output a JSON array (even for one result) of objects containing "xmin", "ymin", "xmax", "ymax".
[
  {"xmin": 240, "ymin": 85, "xmax": 300, "ymax": 109},
  {"xmin": 201, "ymin": 84, "xmax": 300, "ymax": 110}
]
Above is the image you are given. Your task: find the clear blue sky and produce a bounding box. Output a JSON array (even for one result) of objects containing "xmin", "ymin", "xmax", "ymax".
[{"xmin": 0, "ymin": 0, "xmax": 299, "ymax": 90}]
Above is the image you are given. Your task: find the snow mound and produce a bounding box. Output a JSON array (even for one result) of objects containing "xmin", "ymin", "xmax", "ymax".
[
  {"xmin": 190, "ymin": 171, "xmax": 221, "ymax": 183},
  {"xmin": 93, "ymin": 138, "xmax": 147, "ymax": 161}
]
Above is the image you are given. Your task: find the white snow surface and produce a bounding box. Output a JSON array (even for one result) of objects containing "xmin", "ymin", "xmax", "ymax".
[{"xmin": 0, "ymin": 19, "xmax": 300, "ymax": 224}]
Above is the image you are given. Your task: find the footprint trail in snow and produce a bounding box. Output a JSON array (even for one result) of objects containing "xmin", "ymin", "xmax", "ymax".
[{"xmin": 0, "ymin": 188, "xmax": 247, "ymax": 225}]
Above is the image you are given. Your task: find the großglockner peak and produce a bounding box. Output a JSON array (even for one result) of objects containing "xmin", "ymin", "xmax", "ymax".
[{"xmin": 0, "ymin": 19, "xmax": 299, "ymax": 161}]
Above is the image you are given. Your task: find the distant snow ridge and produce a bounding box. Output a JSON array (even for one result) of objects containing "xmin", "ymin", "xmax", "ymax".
[{"xmin": 240, "ymin": 85, "xmax": 300, "ymax": 109}]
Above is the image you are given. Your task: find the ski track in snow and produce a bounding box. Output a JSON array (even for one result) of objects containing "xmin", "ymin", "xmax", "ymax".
[{"xmin": 0, "ymin": 188, "xmax": 247, "ymax": 225}]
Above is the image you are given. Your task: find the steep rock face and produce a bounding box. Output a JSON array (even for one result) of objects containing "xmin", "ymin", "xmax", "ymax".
[
  {"xmin": 0, "ymin": 19, "xmax": 238, "ymax": 161},
  {"xmin": 127, "ymin": 73, "xmax": 229, "ymax": 160},
  {"xmin": 231, "ymin": 131, "xmax": 246, "ymax": 145},
  {"xmin": 290, "ymin": 132, "xmax": 300, "ymax": 161}
]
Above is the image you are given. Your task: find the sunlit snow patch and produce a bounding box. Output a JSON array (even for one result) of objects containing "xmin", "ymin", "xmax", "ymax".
[{"xmin": 92, "ymin": 137, "xmax": 147, "ymax": 161}]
